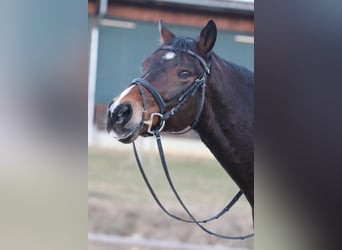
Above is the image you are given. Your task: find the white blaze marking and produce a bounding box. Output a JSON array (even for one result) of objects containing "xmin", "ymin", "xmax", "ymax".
[
  {"xmin": 109, "ymin": 85, "xmax": 134, "ymax": 113},
  {"xmin": 163, "ymin": 52, "xmax": 176, "ymax": 60}
]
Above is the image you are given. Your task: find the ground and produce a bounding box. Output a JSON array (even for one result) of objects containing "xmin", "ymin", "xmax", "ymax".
[{"xmin": 88, "ymin": 143, "xmax": 254, "ymax": 249}]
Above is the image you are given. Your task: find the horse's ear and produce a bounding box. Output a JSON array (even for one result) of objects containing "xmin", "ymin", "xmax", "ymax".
[
  {"xmin": 159, "ymin": 19, "xmax": 175, "ymax": 44},
  {"xmin": 197, "ymin": 20, "xmax": 217, "ymax": 55}
]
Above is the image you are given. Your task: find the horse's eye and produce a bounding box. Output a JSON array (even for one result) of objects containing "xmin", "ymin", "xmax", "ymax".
[{"xmin": 178, "ymin": 70, "xmax": 192, "ymax": 80}]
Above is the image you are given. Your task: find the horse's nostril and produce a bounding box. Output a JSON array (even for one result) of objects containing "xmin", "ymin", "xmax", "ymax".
[
  {"xmin": 115, "ymin": 103, "xmax": 132, "ymax": 124},
  {"xmin": 118, "ymin": 105, "xmax": 130, "ymax": 117}
]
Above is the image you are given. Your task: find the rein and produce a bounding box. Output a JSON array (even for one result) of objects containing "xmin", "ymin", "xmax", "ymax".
[{"xmin": 130, "ymin": 46, "xmax": 254, "ymax": 240}]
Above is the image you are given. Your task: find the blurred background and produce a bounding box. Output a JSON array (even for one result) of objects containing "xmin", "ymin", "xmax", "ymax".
[
  {"xmin": 2, "ymin": 0, "xmax": 340, "ymax": 249},
  {"xmin": 88, "ymin": 0, "xmax": 254, "ymax": 249}
]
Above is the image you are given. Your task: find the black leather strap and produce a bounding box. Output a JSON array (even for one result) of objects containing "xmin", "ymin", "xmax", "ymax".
[
  {"xmin": 132, "ymin": 131, "xmax": 255, "ymax": 240},
  {"xmin": 131, "ymin": 78, "xmax": 167, "ymax": 114}
]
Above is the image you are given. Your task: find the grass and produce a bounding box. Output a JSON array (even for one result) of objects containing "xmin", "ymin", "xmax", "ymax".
[
  {"xmin": 88, "ymin": 145, "xmax": 242, "ymax": 205},
  {"xmin": 88, "ymin": 145, "xmax": 254, "ymax": 249}
]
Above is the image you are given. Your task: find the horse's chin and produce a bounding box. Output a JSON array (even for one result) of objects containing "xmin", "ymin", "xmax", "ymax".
[
  {"xmin": 107, "ymin": 123, "xmax": 141, "ymax": 144},
  {"xmin": 118, "ymin": 134, "xmax": 138, "ymax": 144},
  {"xmin": 117, "ymin": 128, "xmax": 140, "ymax": 144}
]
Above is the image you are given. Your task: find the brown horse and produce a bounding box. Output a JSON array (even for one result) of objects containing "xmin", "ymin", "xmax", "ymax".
[{"xmin": 107, "ymin": 20, "xmax": 254, "ymax": 213}]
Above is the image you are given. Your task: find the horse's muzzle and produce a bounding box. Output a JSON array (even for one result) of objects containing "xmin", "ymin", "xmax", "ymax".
[{"xmin": 107, "ymin": 103, "xmax": 140, "ymax": 143}]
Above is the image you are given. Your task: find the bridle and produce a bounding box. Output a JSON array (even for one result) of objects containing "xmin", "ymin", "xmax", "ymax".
[
  {"xmin": 131, "ymin": 45, "xmax": 209, "ymax": 136},
  {"xmin": 129, "ymin": 45, "xmax": 254, "ymax": 240}
]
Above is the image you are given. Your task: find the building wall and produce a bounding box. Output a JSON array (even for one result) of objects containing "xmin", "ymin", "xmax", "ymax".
[
  {"xmin": 88, "ymin": 2, "xmax": 254, "ymax": 130},
  {"xmin": 93, "ymin": 17, "xmax": 253, "ymax": 105},
  {"xmin": 89, "ymin": 1, "xmax": 254, "ymax": 33}
]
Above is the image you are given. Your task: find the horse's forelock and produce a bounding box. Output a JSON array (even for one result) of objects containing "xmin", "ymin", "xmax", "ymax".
[{"xmin": 162, "ymin": 37, "xmax": 196, "ymax": 53}]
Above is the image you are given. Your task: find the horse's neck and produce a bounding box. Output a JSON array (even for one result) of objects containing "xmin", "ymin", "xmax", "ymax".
[{"xmin": 195, "ymin": 55, "xmax": 254, "ymax": 207}]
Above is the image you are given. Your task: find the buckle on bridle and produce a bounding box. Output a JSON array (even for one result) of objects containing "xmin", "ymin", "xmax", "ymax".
[{"xmin": 143, "ymin": 113, "xmax": 165, "ymax": 135}]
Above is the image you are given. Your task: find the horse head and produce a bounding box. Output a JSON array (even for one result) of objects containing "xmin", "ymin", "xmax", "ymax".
[{"xmin": 107, "ymin": 20, "xmax": 217, "ymax": 143}]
